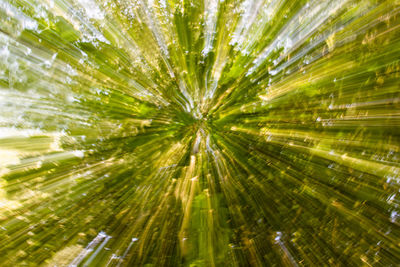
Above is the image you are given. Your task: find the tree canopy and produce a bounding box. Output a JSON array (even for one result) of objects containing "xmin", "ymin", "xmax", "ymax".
[{"xmin": 0, "ymin": 0, "xmax": 400, "ymax": 266}]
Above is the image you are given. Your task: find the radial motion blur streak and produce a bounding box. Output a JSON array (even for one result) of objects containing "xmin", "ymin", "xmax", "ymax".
[{"xmin": 1, "ymin": 0, "xmax": 400, "ymax": 266}]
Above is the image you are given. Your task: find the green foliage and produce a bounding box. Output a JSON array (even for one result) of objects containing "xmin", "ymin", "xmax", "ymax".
[{"xmin": 0, "ymin": 0, "xmax": 400, "ymax": 266}]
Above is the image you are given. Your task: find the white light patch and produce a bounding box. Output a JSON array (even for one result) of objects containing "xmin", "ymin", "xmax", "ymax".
[
  {"xmin": 76, "ymin": 0, "xmax": 105, "ymax": 20},
  {"xmin": 72, "ymin": 150, "xmax": 85, "ymax": 158}
]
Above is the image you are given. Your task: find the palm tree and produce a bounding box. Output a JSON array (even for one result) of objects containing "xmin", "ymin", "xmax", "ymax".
[{"xmin": 0, "ymin": 0, "xmax": 400, "ymax": 266}]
